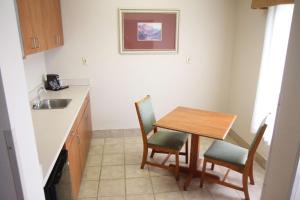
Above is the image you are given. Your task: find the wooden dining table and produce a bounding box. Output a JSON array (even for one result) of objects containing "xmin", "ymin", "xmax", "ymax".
[{"xmin": 154, "ymin": 106, "xmax": 237, "ymax": 190}]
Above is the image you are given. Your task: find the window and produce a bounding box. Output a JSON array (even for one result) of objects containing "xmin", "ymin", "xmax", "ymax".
[{"xmin": 251, "ymin": 4, "xmax": 294, "ymax": 145}]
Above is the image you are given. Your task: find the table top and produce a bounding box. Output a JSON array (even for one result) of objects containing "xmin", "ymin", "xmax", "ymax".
[{"xmin": 154, "ymin": 106, "xmax": 237, "ymax": 140}]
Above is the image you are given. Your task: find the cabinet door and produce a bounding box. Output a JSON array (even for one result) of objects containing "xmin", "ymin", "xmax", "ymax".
[
  {"xmin": 55, "ymin": 0, "xmax": 64, "ymax": 45},
  {"xmin": 86, "ymin": 102, "xmax": 92, "ymax": 147},
  {"xmin": 77, "ymin": 115, "xmax": 88, "ymax": 171},
  {"xmin": 17, "ymin": 0, "xmax": 47, "ymax": 55},
  {"xmin": 42, "ymin": 0, "xmax": 64, "ymax": 49},
  {"xmin": 67, "ymin": 131, "xmax": 82, "ymax": 200},
  {"xmin": 77, "ymin": 101, "xmax": 92, "ymax": 171}
]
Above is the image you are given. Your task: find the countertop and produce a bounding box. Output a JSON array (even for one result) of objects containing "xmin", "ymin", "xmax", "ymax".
[{"xmin": 30, "ymin": 86, "xmax": 90, "ymax": 185}]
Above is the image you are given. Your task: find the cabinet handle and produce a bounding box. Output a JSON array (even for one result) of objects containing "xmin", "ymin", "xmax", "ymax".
[
  {"xmin": 56, "ymin": 35, "xmax": 59, "ymax": 45},
  {"xmin": 77, "ymin": 135, "xmax": 80, "ymax": 144},
  {"xmin": 34, "ymin": 38, "xmax": 37, "ymax": 48},
  {"xmin": 31, "ymin": 37, "xmax": 36, "ymax": 49},
  {"xmin": 35, "ymin": 38, "xmax": 40, "ymax": 48}
]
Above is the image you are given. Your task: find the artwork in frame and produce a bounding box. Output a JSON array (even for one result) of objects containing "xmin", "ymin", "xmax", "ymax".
[
  {"xmin": 137, "ymin": 22, "xmax": 162, "ymax": 41},
  {"xmin": 119, "ymin": 9, "xmax": 179, "ymax": 54}
]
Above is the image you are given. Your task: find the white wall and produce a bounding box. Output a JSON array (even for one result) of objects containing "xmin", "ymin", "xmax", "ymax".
[
  {"xmin": 0, "ymin": 0, "xmax": 45, "ymax": 199},
  {"xmin": 262, "ymin": 0, "xmax": 300, "ymax": 198},
  {"xmin": 45, "ymin": 0, "xmax": 236, "ymax": 130},
  {"xmin": 228, "ymin": 0, "xmax": 268, "ymax": 158},
  {"xmin": 23, "ymin": 53, "xmax": 47, "ymax": 92}
]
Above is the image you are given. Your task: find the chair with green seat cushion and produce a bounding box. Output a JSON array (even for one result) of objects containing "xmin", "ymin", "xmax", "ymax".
[
  {"xmin": 204, "ymin": 140, "xmax": 248, "ymax": 166},
  {"xmin": 148, "ymin": 131, "xmax": 189, "ymax": 151},
  {"xmin": 200, "ymin": 116, "xmax": 268, "ymax": 200},
  {"xmin": 135, "ymin": 95, "xmax": 189, "ymax": 180}
]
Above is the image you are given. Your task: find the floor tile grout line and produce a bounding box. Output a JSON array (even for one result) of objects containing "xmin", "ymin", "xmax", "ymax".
[
  {"xmin": 86, "ymin": 132, "xmax": 264, "ymax": 200},
  {"xmin": 206, "ymin": 187, "xmax": 215, "ymax": 200},
  {"xmin": 122, "ymin": 130, "xmax": 128, "ymax": 199},
  {"xmin": 96, "ymin": 140, "xmax": 105, "ymax": 199},
  {"xmin": 148, "ymin": 165, "xmax": 157, "ymax": 200}
]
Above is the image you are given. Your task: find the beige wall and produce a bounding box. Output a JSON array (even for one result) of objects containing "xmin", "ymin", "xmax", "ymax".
[
  {"xmin": 24, "ymin": 0, "xmax": 271, "ymax": 159},
  {"xmin": 23, "ymin": 53, "xmax": 47, "ymax": 92},
  {"xmin": 228, "ymin": 0, "xmax": 268, "ymax": 158},
  {"xmin": 45, "ymin": 0, "xmax": 236, "ymax": 130}
]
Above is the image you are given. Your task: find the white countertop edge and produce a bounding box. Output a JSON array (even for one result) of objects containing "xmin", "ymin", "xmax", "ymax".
[{"xmin": 40, "ymin": 86, "xmax": 90, "ymax": 186}]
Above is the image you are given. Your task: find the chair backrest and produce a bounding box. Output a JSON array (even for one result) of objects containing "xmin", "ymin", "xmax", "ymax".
[
  {"xmin": 134, "ymin": 95, "xmax": 156, "ymax": 136},
  {"xmin": 248, "ymin": 116, "xmax": 268, "ymax": 160}
]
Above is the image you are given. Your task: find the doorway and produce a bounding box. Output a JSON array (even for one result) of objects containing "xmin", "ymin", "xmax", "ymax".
[{"xmin": 0, "ymin": 70, "xmax": 24, "ymax": 200}]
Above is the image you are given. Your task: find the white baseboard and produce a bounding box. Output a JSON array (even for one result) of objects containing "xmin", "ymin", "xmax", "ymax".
[{"xmin": 92, "ymin": 128, "xmax": 140, "ymax": 138}]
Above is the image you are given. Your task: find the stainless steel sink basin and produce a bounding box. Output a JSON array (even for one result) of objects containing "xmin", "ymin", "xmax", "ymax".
[{"xmin": 32, "ymin": 99, "xmax": 72, "ymax": 110}]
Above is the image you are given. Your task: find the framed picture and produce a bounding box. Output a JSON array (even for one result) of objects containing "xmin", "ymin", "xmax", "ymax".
[{"xmin": 119, "ymin": 9, "xmax": 179, "ymax": 54}]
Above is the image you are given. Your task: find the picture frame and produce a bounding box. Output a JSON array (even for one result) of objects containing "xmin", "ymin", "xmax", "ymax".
[{"xmin": 119, "ymin": 9, "xmax": 179, "ymax": 54}]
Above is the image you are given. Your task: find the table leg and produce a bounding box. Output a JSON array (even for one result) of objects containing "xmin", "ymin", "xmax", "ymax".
[
  {"xmin": 183, "ymin": 134, "xmax": 199, "ymax": 190},
  {"xmin": 169, "ymin": 134, "xmax": 220, "ymax": 190},
  {"xmin": 190, "ymin": 134, "xmax": 200, "ymax": 171}
]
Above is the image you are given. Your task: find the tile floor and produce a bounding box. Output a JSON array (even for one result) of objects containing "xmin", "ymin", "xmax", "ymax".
[{"xmin": 78, "ymin": 129, "xmax": 265, "ymax": 200}]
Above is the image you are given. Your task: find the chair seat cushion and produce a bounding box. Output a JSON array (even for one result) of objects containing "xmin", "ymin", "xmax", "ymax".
[
  {"xmin": 204, "ymin": 140, "xmax": 248, "ymax": 166},
  {"xmin": 148, "ymin": 131, "xmax": 189, "ymax": 151}
]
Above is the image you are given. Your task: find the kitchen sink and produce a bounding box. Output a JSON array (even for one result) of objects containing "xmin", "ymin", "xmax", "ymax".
[{"xmin": 32, "ymin": 99, "xmax": 72, "ymax": 110}]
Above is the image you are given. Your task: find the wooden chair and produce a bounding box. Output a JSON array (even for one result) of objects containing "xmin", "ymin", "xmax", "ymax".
[
  {"xmin": 135, "ymin": 95, "xmax": 189, "ymax": 180},
  {"xmin": 200, "ymin": 117, "xmax": 268, "ymax": 200}
]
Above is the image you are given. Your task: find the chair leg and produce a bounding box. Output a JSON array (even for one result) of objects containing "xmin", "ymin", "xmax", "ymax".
[
  {"xmin": 200, "ymin": 159, "xmax": 207, "ymax": 188},
  {"xmin": 185, "ymin": 140, "xmax": 189, "ymax": 164},
  {"xmin": 211, "ymin": 163, "xmax": 215, "ymax": 170},
  {"xmin": 243, "ymin": 171, "xmax": 250, "ymax": 200},
  {"xmin": 249, "ymin": 162, "xmax": 255, "ymax": 185},
  {"xmin": 175, "ymin": 152, "xmax": 180, "ymax": 181},
  {"xmin": 141, "ymin": 147, "xmax": 148, "ymax": 169},
  {"xmin": 150, "ymin": 149, "xmax": 156, "ymax": 158}
]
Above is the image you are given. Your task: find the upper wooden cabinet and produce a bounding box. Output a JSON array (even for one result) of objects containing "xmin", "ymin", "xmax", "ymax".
[
  {"xmin": 17, "ymin": 0, "xmax": 47, "ymax": 55},
  {"xmin": 252, "ymin": 0, "xmax": 294, "ymax": 9},
  {"xmin": 16, "ymin": 0, "xmax": 64, "ymax": 57},
  {"xmin": 42, "ymin": 0, "xmax": 64, "ymax": 49}
]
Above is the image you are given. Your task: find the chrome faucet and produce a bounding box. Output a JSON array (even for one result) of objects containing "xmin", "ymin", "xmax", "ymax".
[{"xmin": 37, "ymin": 86, "xmax": 46, "ymax": 102}]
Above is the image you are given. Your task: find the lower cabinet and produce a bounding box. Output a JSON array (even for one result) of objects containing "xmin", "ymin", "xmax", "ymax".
[
  {"xmin": 65, "ymin": 94, "xmax": 92, "ymax": 200},
  {"xmin": 77, "ymin": 107, "xmax": 91, "ymax": 171},
  {"xmin": 66, "ymin": 130, "xmax": 82, "ymax": 199}
]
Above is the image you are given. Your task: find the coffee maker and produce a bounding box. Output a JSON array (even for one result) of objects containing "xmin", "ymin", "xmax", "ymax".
[{"xmin": 45, "ymin": 74, "xmax": 69, "ymax": 91}]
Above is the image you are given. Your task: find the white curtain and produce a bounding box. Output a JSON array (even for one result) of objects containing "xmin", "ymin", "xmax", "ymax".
[{"xmin": 251, "ymin": 5, "xmax": 294, "ymax": 144}]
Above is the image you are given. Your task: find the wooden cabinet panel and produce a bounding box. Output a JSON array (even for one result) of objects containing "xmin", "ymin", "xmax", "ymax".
[
  {"xmin": 252, "ymin": 0, "xmax": 293, "ymax": 8},
  {"xmin": 42, "ymin": 0, "xmax": 64, "ymax": 49},
  {"xmin": 16, "ymin": 0, "xmax": 64, "ymax": 56},
  {"xmin": 77, "ymin": 101, "xmax": 92, "ymax": 171},
  {"xmin": 77, "ymin": 116, "xmax": 88, "ymax": 171},
  {"xmin": 66, "ymin": 130, "xmax": 82, "ymax": 200},
  {"xmin": 66, "ymin": 94, "xmax": 92, "ymax": 200},
  {"xmin": 55, "ymin": 0, "xmax": 64, "ymax": 46},
  {"xmin": 86, "ymin": 102, "xmax": 92, "ymax": 140},
  {"xmin": 17, "ymin": 0, "xmax": 47, "ymax": 55}
]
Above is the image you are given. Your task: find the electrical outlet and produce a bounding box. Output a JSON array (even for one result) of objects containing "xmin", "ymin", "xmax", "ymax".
[
  {"xmin": 186, "ymin": 56, "xmax": 192, "ymax": 64},
  {"xmin": 82, "ymin": 57, "xmax": 88, "ymax": 65}
]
